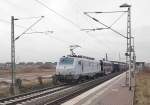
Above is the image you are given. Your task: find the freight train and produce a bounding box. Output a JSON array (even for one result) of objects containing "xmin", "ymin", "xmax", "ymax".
[{"xmin": 53, "ymin": 55, "xmax": 127, "ymax": 83}]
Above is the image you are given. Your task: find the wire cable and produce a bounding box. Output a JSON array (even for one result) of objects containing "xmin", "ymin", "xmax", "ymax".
[
  {"xmin": 34, "ymin": 0, "xmax": 122, "ymax": 53},
  {"xmin": 46, "ymin": 34, "xmax": 101, "ymax": 55},
  {"xmin": 84, "ymin": 12, "xmax": 126, "ymax": 30},
  {"xmin": 15, "ymin": 16, "xmax": 44, "ymax": 41},
  {"xmin": 34, "ymin": 0, "xmax": 111, "ymax": 50},
  {"xmin": 70, "ymin": 3, "xmax": 114, "ymax": 50},
  {"xmin": 84, "ymin": 13, "xmax": 127, "ymax": 39},
  {"xmin": 109, "ymin": 12, "xmax": 126, "ymax": 28},
  {"xmin": 85, "ymin": 11, "xmax": 127, "ymax": 14},
  {"xmin": 35, "ymin": 0, "xmax": 81, "ymax": 29}
]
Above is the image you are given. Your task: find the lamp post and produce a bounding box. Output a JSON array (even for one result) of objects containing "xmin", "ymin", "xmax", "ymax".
[{"xmin": 120, "ymin": 3, "xmax": 132, "ymax": 90}]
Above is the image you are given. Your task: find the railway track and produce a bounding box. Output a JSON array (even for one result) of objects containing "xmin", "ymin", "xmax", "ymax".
[
  {"xmin": 45, "ymin": 71, "xmax": 123, "ymax": 105},
  {"xmin": 0, "ymin": 84, "xmax": 69, "ymax": 105},
  {"xmin": 0, "ymin": 71, "xmax": 123, "ymax": 105}
]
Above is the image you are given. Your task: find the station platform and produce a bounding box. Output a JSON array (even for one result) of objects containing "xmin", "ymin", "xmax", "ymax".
[{"xmin": 62, "ymin": 72, "xmax": 134, "ymax": 105}]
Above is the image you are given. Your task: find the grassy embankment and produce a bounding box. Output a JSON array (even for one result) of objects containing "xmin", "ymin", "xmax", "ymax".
[{"xmin": 134, "ymin": 69, "xmax": 150, "ymax": 105}]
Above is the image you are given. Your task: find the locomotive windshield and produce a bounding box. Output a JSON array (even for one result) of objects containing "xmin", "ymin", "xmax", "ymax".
[{"xmin": 59, "ymin": 57, "xmax": 74, "ymax": 65}]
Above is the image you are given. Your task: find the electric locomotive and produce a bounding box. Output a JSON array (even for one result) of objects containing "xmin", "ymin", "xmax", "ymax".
[{"xmin": 55, "ymin": 55, "xmax": 104, "ymax": 82}]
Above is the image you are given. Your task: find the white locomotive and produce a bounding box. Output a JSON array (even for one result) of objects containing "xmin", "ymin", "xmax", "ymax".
[
  {"xmin": 55, "ymin": 55, "xmax": 115, "ymax": 82},
  {"xmin": 53, "ymin": 45, "xmax": 127, "ymax": 83}
]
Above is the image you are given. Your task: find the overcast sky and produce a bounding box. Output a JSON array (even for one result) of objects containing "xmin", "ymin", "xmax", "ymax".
[{"xmin": 0, "ymin": 0, "xmax": 149, "ymax": 63}]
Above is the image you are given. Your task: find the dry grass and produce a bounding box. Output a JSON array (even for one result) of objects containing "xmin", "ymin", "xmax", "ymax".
[
  {"xmin": 0, "ymin": 88, "xmax": 10, "ymax": 98},
  {"xmin": 0, "ymin": 68, "xmax": 55, "ymax": 98},
  {"xmin": 134, "ymin": 69, "xmax": 150, "ymax": 105},
  {"xmin": 0, "ymin": 69, "xmax": 55, "ymax": 78},
  {"xmin": 0, "ymin": 77, "xmax": 54, "ymax": 98}
]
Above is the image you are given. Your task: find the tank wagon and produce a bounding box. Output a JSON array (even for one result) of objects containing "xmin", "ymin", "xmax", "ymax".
[{"xmin": 54, "ymin": 55, "xmax": 127, "ymax": 83}]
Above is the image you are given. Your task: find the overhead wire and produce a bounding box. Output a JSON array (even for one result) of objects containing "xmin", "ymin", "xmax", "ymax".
[
  {"xmin": 34, "ymin": 0, "xmax": 127, "ymax": 58},
  {"xmin": 74, "ymin": 4, "xmax": 116, "ymax": 54},
  {"xmin": 15, "ymin": 16, "xmax": 44, "ymax": 41},
  {"xmin": 71, "ymin": 3, "xmax": 116, "ymax": 50},
  {"xmin": 34, "ymin": 0, "xmax": 111, "ymax": 50},
  {"xmin": 46, "ymin": 34, "xmax": 93, "ymax": 54},
  {"xmin": 0, "ymin": 16, "xmax": 82, "ymax": 52},
  {"xmin": 109, "ymin": 12, "xmax": 126, "ymax": 28},
  {"xmin": 0, "ymin": 0, "xmax": 127, "ymax": 60},
  {"xmin": 84, "ymin": 13, "xmax": 127, "ymax": 38},
  {"xmin": 35, "ymin": 0, "xmax": 81, "ymax": 29},
  {"xmin": 82, "ymin": 11, "xmax": 127, "ymax": 51},
  {"xmin": 79, "ymin": 8, "xmax": 127, "ymax": 56},
  {"xmin": 86, "ymin": 11, "xmax": 127, "ymax": 14},
  {"xmin": 80, "ymin": 18, "xmax": 114, "ymax": 50},
  {"xmin": 83, "ymin": 12, "xmax": 127, "ymax": 41}
]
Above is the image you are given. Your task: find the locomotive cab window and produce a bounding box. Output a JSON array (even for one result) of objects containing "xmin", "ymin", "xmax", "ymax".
[
  {"xmin": 78, "ymin": 61, "xmax": 81, "ymax": 65},
  {"xmin": 59, "ymin": 57, "xmax": 74, "ymax": 65}
]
